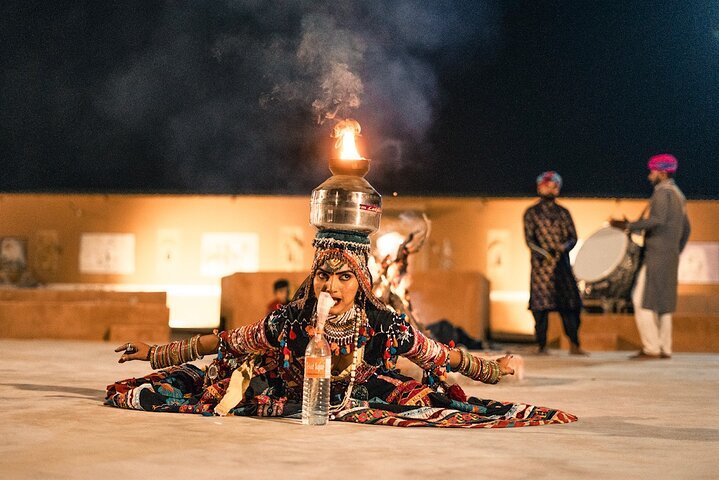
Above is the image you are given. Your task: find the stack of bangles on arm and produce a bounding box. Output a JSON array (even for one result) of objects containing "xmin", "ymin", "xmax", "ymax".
[
  {"xmin": 148, "ymin": 334, "xmax": 204, "ymax": 370},
  {"xmin": 453, "ymin": 348, "xmax": 502, "ymax": 384}
]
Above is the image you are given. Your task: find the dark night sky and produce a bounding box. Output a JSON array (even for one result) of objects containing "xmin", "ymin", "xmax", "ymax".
[{"xmin": 1, "ymin": 1, "xmax": 718, "ymax": 198}]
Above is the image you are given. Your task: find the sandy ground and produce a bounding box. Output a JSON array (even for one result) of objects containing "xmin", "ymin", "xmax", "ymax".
[{"xmin": 1, "ymin": 339, "xmax": 717, "ymax": 480}]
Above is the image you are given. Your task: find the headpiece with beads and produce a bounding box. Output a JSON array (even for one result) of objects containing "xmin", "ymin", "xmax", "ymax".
[{"xmin": 295, "ymin": 229, "xmax": 387, "ymax": 311}]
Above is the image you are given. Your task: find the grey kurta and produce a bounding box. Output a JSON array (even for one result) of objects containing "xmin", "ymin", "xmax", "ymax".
[{"xmin": 628, "ymin": 179, "xmax": 691, "ymax": 314}]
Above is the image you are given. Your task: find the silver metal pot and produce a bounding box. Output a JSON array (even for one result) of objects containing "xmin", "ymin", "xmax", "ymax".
[{"xmin": 310, "ymin": 159, "xmax": 382, "ymax": 234}]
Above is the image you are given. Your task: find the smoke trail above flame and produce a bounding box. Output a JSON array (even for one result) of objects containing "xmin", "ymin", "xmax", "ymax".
[
  {"xmin": 258, "ymin": 4, "xmax": 497, "ymax": 144},
  {"xmin": 297, "ymin": 15, "xmax": 365, "ymax": 124},
  {"xmin": 2, "ymin": 2, "xmax": 500, "ymax": 193}
]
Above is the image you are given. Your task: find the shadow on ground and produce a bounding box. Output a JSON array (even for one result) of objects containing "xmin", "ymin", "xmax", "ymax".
[
  {"xmin": 571, "ymin": 416, "xmax": 719, "ymax": 442},
  {"xmin": 1, "ymin": 383, "xmax": 105, "ymax": 401}
]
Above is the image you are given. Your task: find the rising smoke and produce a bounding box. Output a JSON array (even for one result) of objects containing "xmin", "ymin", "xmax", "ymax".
[{"xmin": 1, "ymin": 1, "xmax": 499, "ymax": 193}]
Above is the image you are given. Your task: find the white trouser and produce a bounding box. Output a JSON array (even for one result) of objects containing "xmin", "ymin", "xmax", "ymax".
[{"xmin": 632, "ymin": 266, "xmax": 672, "ymax": 355}]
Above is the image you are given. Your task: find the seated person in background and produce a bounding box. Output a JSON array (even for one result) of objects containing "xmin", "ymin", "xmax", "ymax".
[{"xmin": 267, "ymin": 278, "xmax": 290, "ymax": 314}]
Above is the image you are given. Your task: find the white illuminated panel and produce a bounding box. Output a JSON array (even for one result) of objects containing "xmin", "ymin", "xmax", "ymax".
[
  {"xmin": 79, "ymin": 233, "xmax": 135, "ymax": 275},
  {"xmin": 679, "ymin": 242, "xmax": 719, "ymax": 284},
  {"xmin": 200, "ymin": 232, "xmax": 259, "ymax": 277},
  {"xmin": 278, "ymin": 226, "xmax": 304, "ymax": 271}
]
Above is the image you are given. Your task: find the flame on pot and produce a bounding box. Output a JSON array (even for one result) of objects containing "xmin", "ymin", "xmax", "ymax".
[{"xmin": 332, "ymin": 118, "xmax": 363, "ymax": 160}]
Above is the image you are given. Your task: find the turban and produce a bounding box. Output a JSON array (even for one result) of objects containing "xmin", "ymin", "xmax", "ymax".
[
  {"xmin": 647, "ymin": 154, "xmax": 678, "ymax": 173},
  {"xmin": 536, "ymin": 171, "xmax": 562, "ymax": 188}
]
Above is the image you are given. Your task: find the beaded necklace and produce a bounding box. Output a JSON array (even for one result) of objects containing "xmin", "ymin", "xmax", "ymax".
[
  {"xmin": 322, "ymin": 307, "xmax": 358, "ymax": 347},
  {"xmin": 328, "ymin": 306, "xmax": 364, "ymax": 415}
]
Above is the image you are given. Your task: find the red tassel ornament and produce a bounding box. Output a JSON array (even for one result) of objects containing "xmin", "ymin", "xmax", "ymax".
[{"xmin": 447, "ymin": 384, "xmax": 467, "ymax": 402}]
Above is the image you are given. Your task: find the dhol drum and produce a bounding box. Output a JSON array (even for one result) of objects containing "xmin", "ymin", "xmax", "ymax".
[{"xmin": 572, "ymin": 226, "xmax": 642, "ymax": 311}]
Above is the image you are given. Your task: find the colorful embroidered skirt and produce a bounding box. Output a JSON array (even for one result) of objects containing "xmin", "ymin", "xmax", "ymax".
[{"xmin": 105, "ymin": 365, "xmax": 577, "ymax": 428}]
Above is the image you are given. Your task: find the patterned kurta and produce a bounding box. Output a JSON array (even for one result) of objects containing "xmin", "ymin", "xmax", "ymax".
[
  {"xmin": 106, "ymin": 300, "xmax": 577, "ymax": 428},
  {"xmin": 523, "ymin": 198, "xmax": 581, "ymax": 311}
]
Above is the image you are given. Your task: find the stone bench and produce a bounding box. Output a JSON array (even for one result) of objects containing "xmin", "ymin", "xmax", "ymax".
[
  {"xmin": 0, "ymin": 288, "xmax": 170, "ymax": 342},
  {"xmin": 547, "ymin": 312, "xmax": 719, "ymax": 352}
]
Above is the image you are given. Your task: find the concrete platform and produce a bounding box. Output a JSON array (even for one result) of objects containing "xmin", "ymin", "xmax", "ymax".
[{"xmin": 1, "ymin": 339, "xmax": 718, "ymax": 479}]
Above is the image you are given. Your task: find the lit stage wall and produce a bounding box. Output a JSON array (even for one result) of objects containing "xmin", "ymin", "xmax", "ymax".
[{"xmin": 1, "ymin": 194, "xmax": 717, "ymax": 335}]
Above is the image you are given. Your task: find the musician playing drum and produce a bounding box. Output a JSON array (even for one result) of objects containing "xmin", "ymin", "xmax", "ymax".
[
  {"xmin": 524, "ymin": 171, "xmax": 587, "ymax": 355},
  {"xmin": 610, "ymin": 154, "xmax": 691, "ymax": 360}
]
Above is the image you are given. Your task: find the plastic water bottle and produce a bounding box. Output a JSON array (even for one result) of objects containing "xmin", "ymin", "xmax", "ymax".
[{"xmin": 302, "ymin": 291, "xmax": 334, "ymax": 425}]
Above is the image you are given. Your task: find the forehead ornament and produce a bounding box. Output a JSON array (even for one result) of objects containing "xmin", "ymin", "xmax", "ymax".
[{"xmin": 323, "ymin": 257, "xmax": 345, "ymax": 273}]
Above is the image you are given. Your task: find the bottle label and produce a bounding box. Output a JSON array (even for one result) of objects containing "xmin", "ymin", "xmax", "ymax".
[{"xmin": 304, "ymin": 356, "xmax": 331, "ymax": 379}]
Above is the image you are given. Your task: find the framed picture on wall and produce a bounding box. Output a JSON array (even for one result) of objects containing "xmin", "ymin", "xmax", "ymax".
[
  {"xmin": 200, "ymin": 232, "xmax": 259, "ymax": 277},
  {"xmin": 0, "ymin": 236, "xmax": 28, "ymax": 284},
  {"xmin": 679, "ymin": 241, "xmax": 719, "ymax": 284},
  {"xmin": 79, "ymin": 233, "xmax": 136, "ymax": 275}
]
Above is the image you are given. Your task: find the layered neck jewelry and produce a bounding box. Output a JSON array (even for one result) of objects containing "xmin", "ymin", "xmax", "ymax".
[
  {"xmin": 307, "ymin": 302, "xmax": 364, "ymax": 415},
  {"xmin": 328, "ymin": 307, "xmax": 365, "ymax": 415},
  {"xmin": 322, "ymin": 306, "xmax": 359, "ymax": 348}
]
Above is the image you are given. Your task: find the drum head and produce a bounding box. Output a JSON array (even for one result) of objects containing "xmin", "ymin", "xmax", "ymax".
[{"xmin": 573, "ymin": 226, "xmax": 629, "ymax": 283}]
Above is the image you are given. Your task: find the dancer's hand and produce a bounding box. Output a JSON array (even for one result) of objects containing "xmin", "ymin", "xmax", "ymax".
[
  {"xmin": 496, "ymin": 354, "xmax": 515, "ymax": 376},
  {"xmin": 115, "ymin": 342, "xmax": 151, "ymax": 363}
]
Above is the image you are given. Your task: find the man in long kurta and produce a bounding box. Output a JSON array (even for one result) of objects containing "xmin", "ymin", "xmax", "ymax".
[
  {"xmin": 611, "ymin": 154, "xmax": 691, "ymax": 359},
  {"xmin": 524, "ymin": 171, "xmax": 586, "ymax": 355}
]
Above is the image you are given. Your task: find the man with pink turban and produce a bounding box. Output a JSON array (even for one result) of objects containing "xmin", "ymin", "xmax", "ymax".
[{"xmin": 610, "ymin": 154, "xmax": 691, "ymax": 359}]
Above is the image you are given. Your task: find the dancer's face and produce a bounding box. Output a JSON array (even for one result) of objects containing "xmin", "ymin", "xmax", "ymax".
[{"xmin": 313, "ymin": 259, "xmax": 359, "ymax": 315}]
